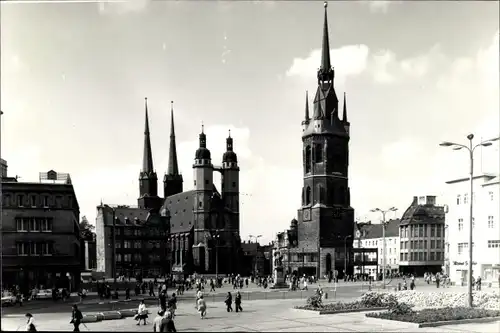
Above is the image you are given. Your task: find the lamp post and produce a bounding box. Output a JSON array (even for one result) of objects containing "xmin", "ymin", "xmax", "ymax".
[
  {"xmin": 104, "ymin": 204, "xmax": 118, "ymax": 285},
  {"xmin": 249, "ymin": 234, "xmax": 262, "ymax": 276},
  {"xmin": 344, "ymin": 235, "xmax": 352, "ymax": 278},
  {"xmin": 439, "ymin": 134, "xmax": 499, "ymax": 308},
  {"xmin": 370, "ymin": 207, "xmax": 398, "ymax": 289}
]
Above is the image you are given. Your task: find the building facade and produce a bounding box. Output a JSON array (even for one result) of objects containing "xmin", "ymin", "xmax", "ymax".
[
  {"xmin": 398, "ymin": 195, "xmax": 446, "ymax": 276},
  {"xmin": 353, "ymin": 220, "xmax": 400, "ymax": 279},
  {"xmin": 95, "ymin": 100, "xmax": 242, "ymax": 278},
  {"xmin": 1, "ymin": 168, "xmax": 82, "ymax": 292},
  {"xmin": 445, "ymin": 174, "xmax": 500, "ymax": 285},
  {"xmin": 274, "ymin": 3, "xmax": 355, "ymax": 279}
]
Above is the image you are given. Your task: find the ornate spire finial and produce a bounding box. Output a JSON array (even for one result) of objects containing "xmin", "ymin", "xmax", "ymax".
[
  {"xmin": 201, "ymin": 121, "xmax": 204, "ymax": 133},
  {"xmin": 170, "ymin": 100, "xmax": 173, "ymax": 111},
  {"xmin": 324, "ymin": 1, "xmax": 327, "ymax": 8},
  {"xmin": 321, "ymin": 2, "xmax": 331, "ymax": 72},
  {"xmin": 228, "ymin": 129, "xmax": 231, "ymax": 138},
  {"xmin": 167, "ymin": 101, "xmax": 179, "ymax": 175},
  {"xmin": 343, "ymin": 92, "xmax": 348, "ymax": 123},
  {"xmin": 305, "ymin": 90, "xmax": 310, "ymax": 121}
]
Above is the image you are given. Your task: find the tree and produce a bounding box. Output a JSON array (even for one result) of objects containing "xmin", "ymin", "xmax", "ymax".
[{"xmin": 79, "ymin": 216, "xmax": 95, "ymax": 241}]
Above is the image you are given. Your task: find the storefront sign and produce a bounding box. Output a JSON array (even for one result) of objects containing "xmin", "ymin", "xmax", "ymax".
[{"xmin": 453, "ymin": 261, "xmax": 477, "ymax": 266}]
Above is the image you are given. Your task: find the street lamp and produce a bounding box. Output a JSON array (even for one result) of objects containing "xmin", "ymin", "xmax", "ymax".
[
  {"xmin": 370, "ymin": 207, "xmax": 398, "ymax": 289},
  {"xmin": 439, "ymin": 134, "xmax": 499, "ymax": 308},
  {"xmin": 206, "ymin": 229, "xmax": 221, "ymax": 280},
  {"xmin": 104, "ymin": 204, "xmax": 118, "ymax": 285},
  {"xmin": 249, "ymin": 235, "xmax": 262, "ymax": 276},
  {"xmin": 344, "ymin": 235, "xmax": 352, "ymax": 277}
]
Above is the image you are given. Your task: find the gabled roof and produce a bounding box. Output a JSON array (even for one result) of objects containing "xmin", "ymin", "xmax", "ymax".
[{"xmin": 357, "ymin": 219, "xmax": 400, "ymax": 239}]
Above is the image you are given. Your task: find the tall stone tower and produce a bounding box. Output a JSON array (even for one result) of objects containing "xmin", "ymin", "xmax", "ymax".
[
  {"xmin": 192, "ymin": 125, "xmax": 214, "ymax": 271},
  {"xmin": 221, "ymin": 130, "xmax": 240, "ymax": 231},
  {"xmin": 163, "ymin": 101, "xmax": 183, "ymax": 198},
  {"xmin": 297, "ymin": 2, "xmax": 355, "ymax": 278},
  {"xmin": 138, "ymin": 98, "xmax": 162, "ymax": 210}
]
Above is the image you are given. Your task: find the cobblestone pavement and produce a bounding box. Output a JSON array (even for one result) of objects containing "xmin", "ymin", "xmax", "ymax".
[{"xmin": 2, "ymin": 298, "xmax": 499, "ymax": 332}]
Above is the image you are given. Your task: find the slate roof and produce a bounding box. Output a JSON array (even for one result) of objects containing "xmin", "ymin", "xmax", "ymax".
[
  {"xmin": 102, "ymin": 206, "xmax": 150, "ymax": 227},
  {"xmin": 162, "ymin": 190, "xmax": 196, "ymax": 234},
  {"xmin": 399, "ymin": 203, "xmax": 445, "ymax": 226},
  {"xmin": 357, "ymin": 219, "xmax": 400, "ymax": 239}
]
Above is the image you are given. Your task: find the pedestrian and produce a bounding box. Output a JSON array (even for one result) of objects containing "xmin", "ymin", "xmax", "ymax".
[
  {"xmin": 195, "ymin": 289, "xmax": 203, "ymax": 309},
  {"xmin": 70, "ymin": 304, "xmax": 83, "ymax": 332},
  {"xmin": 235, "ymin": 291, "xmax": 243, "ymax": 312},
  {"xmin": 210, "ymin": 280, "xmax": 215, "ymax": 292},
  {"xmin": 197, "ymin": 295, "xmax": 207, "ymax": 319},
  {"xmin": 225, "ymin": 292, "xmax": 233, "ymax": 312},
  {"xmin": 153, "ymin": 310, "xmax": 165, "ymax": 332},
  {"xmin": 125, "ymin": 287, "xmax": 131, "ymax": 300},
  {"xmin": 168, "ymin": 293, "xmax": 177, "ymax": 318},
  {"xmin": 25, "ymin": 313, "xmax": 37, "ymax": 331},
  {"xmin": 135, "ymin": 300, "xmax": 149, "ymax": 325}
]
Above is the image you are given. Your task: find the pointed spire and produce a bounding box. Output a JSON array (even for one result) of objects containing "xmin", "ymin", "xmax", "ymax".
[
  {"xmin": 142, "ymin": 97, "xmax": 154, "ymax": 173},
  {"xmin": 167, "ymin": 101, "xmax": 179, "ymax": 175},
  {"xmin": 226, "ymin": 129, "xmax": 233, "ymax": 151},
  {"xmin": 199, "ymin": 121, "xmax": 206, "ymax": 148},
  {"xmin": 342, "ymin": 92, "xmax": 348, "ymax": 123},
  {"xmin": 305, "ymin": 90, "xmax": 310, "ymax": 121},
  {"xmin": 320, "ymin": 2, "xmax": 331, "ymax": 72}
]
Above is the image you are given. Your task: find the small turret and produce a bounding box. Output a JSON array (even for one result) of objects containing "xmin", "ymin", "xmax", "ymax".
[
  {"xmin": 222, "ymin": 129, "xmax": 238, "ymax": 168},
  {"xmin": 343, "ymin": 92, "xmax": 350, "ymax": 135},
  {"xmin": 194, "ymin": 123, "xmax": 211, "ymax": 163}
]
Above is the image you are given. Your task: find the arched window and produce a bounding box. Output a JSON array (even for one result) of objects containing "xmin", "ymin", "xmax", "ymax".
[
  {"xmin": 330, "ymin": 187, "xmax": 336, "ymax": 205},
  {"xmin": 305, "ymin": 146, "xmax": 312, "ymax": 173},
  {"xmin": 306, "ymin": 186, "xmax": 311, "ymax": 205},
  {"xmin": 302, "ymin": 187, "xmax": 305, "ymax": 205},
  {"xmin": 325, "ymin": 253, "xmax": 332, "ymax": 273},
  {"xmin": 318, "ymin": 185, "xmax": 325, "ymax": 204},
  {"xmin": 314, "ymin": 143, "xmax": 323, "ymax": 163}
]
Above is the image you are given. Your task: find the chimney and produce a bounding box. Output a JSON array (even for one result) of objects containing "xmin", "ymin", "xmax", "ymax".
[
  {"xmin": 412, "ymin": 196, "xmax": 418, "ymax": 205},
  {"xmin": 0, "ymin": 159, "xmax": 7, "ymax": 178}
]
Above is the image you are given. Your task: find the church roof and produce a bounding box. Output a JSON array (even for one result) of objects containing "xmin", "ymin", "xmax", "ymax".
[{"xmin": 162, "ymin": 190, "xmax": 196, "ymax": 234}]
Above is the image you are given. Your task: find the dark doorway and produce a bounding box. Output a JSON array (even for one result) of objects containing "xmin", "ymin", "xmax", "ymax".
[{"xmin": 325, "ymin": 253, "xmax": 332, "ymax": 274}]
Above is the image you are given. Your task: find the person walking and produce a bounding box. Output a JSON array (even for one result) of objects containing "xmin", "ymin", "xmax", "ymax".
[
  {"xmin": 195, "ymin": 289, "xmax": 203, "ymax": 309},
  {"xmin": 225, "ymin": 292, "xmax": 233, "ymax": 312},
  {"xmin": 70, "ymin": 304, "xmax": 83, "ymax": 332},
  {"xmin": 167, "ymin": 293, "xmax": 177, "ymax": 318},
  {"xmin": 197, "ymin": 295, "xmax": 207, "ymax": 319},
  {"xmin": 25, "ymin": 313, "xmax": 37, "ymax": 331},
  {"xmin": 235, "ymin": 291, "xmax": 243, "ymax": 313},
  {"xmin": 153, "ymin": 310, "xmax": 165, "ymax": 332}
]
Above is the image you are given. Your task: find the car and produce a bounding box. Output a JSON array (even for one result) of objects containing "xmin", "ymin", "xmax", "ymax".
[
  {"xmin": 1, "ymin": 292, "xmax": 17, "ymax": 306},
  {"xmin": 36, "ymin": 289, "xmax": 53, "ymax": 299}
]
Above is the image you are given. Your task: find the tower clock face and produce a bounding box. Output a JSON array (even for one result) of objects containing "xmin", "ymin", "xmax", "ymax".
[{"xmin": 303, "ymin": 209, "xmax": 311, "ymax": 221}]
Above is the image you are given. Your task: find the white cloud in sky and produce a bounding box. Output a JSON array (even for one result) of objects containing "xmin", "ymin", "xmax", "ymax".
[
  {"xmin": 362, "ymin": 1, "xmax": 402, "ymax": 14},
  {"xmin": 98, "ymin": 0, "xmax": 150, "ymax": 15}
]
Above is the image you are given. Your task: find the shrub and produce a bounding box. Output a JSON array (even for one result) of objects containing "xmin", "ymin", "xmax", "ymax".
[
  {"xmin": 388, "ymin": 302, "xmax": 415, "ymax": 316},
  {"xmin": 360, "ymin": 291, "xmax": 398, "ymax": 308},
  {"xmin": 306, "ymin": 295, "xmax": 323, "ymax": 309},
  {"xmin": 367, "ymin": 306, "xmax": 500, "ymax": 324}
]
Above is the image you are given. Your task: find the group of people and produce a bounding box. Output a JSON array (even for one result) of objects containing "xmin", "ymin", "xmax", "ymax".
[{"xmin": 21, "ymin": 304, "xmax": 84, "ymax": 332}]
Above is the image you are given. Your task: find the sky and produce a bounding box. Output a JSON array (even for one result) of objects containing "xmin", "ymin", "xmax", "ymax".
[{"xmin": 1, "ymin": 0, "xmax": 499, "ymax": 245}]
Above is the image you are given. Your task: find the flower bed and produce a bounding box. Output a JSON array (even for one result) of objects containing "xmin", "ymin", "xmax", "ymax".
[
  {"xmin": 295, "ymin": 291, "xmax": 397, "ymax": 312},
  {"xmin": 366, "ymin": 306, "xmax": 500, "ymax": 324},
  {"xmin": 373, "ymin": 290, "xmax": 499, "ymax": 310}
]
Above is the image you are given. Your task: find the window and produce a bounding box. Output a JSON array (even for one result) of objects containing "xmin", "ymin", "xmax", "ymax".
[
  {"xmin": 430, "ymin": 252, "xmax": 435, "ymax": 260},
  {"xmin": 205, "ymin": 179, "xmax": 209, "ymax": 185},
  {"xmin": 400, "ymin": 253, "xmax": 404, "ymax": 261},
  {"xmin": 458, "ymin": 219, "xmax": 463, "ymax": 231},
  {"xmin": 457, "ymin": 242, "xmax": 468, "ymax": 255},
  {"xmin": 43, "ymin": 196, "xmax": 49, "ymax": 207},
  {"xmin": 424, "ymin": 251, "xmax": 428, "ymax": 261},
  {"xmin": 424, "ymin": 240, "xmax": 427, "ymax": 248},
  {"xmin": 29, "ymin": 242, "xmax": 39, "ymax": 255},
  {"xmin": 487, "ymin": 240, "xmax": 500, "ymax": 248},
  {"xmin": 16, "ymin": 218, "xmax": 27, "ymax": 232},
  {"xmin": 400, "ymin": 241, "xmax": 404, "ymax": 249},
  {"xmin": 431, "ymin": 240, "xmax": 435, "ymax": 249},
  {"xmin": 424, "ymin": 225, "xmax": 427, "ymax": 237},
  {"xmin": 41, "ymin": 219, "xmax": 53, "ymax": 232},
  {"xmin": 430, "ymin": 225, "xmax": 435, "ymax": 237},
  {"xmin": 123, "ymin": 254, "xmax": 131, "ymax": 262},
  {"xmin": 418, "ymin": 252, "xmax": 423, "ymax": 261},
  {"xmin": 134, "ymin": 229, "xmax": 141, "ymax": 236},
  {"xmin": 389, "ymin": 248, "xmax": 392, "ymax": 254},
  {"xmin": 116, "ymin": 242, "xmax": 121, "ymax": 249},
  {"xmin": 436, "ymin": 225, "xmax": 441, "ymax": 237},
  {"xmin": 305, "ymin": 146, "xmax": 312, "ymax": 173},
  {"xmin": 305, "ymin": 186, "xmax": 311, "ymax": 205},
  {"xmin": 124, "ymin": 241, "xmax": 131, "ymax": 249},
  {"xmin": 418, "ymin": 225, "xmax": 423, "ymax": 237},
  {"xmin": 314, "ymin": 143, "xmax": 323, "ymax": 163},
  {"xmin": 134, "ymin": 253, "xmax": 141, "ymax": 261},
  {"xmin": 30, "ymin": 218, "xmax": 39, "ymax": 232},
  {"xmin": 17, "ymin": 195, "xmax": 25, "ymax": 207},
  {"xmin": 404, "ymin": 253, "xmax": 408, "ymax": 261},
  {"xmin": 419, "ymin": 240, "xmax": 424, "ymax": 249},
  {"xmin": 30, "ymin": 196, "xmax": 36, "ymax": 207},
  {"xmin": 457, "ymin": 195, "xmax": 461, "ymax": 205},
  {"xmin": 193, "ymin": 180, "xmax": 196, "ymax": 186},
  {"xmin": 489, "ymin": 191, "xmax": 494, "ymax": 201},
  {"xmin": 134, "ymin": 241, "xmax": 141, "ymax": 248},
  {"xmin": 116, "ymin": 254, "xmax": 122, "ymax": 262},
  {"xmin": 17, "ymin": 243, "xmax": 28, "ymax": 255},
  {"xmin": 404, "ymin": 241, "xmax": 408, "ymax": 249},
  {"xmin": 472, "ymin": 218, "xmax": 475, "ymax": 229},
  {"xmin": 318, "ymin": 185, "xmax": 325, "ymax": 203},
  {"xmin": 41, "ymin": 242, "xmax": 53, "ymax": 256},
  {"xmin": 232, "ymin": 181, "xmax": 236, "ymax": 188},
  {"xmin": 436, "ymin": 240, "xmax": 441, "ymax": 249},
  {"xmin": 488, "ymin": 216, "xmax": 494, "ymax": 229},
  {"xmin": 463, "ymin": 193, "xmax": 468, "ymax": 204}
]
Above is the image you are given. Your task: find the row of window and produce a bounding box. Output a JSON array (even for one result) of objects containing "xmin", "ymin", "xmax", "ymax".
[
  {"xmin": 16, "ymin": 242, "xmax": 54, "ymax": 256},
  {"xmin": 116, "ymin": 253, "xmax": 162, "ymax": 262},
  {"xmin": 457, "ymin": 216, "xmax": 495, "ymax": 230},
  {"xmin": 457, "ymin": 191, "xmax": 494, "ymax": 205},
  {"xmin": 400, "ymin": 224, "xmax": 443, "ymax": 238},
  {"xmin": 304, "ymin": 143, "xmax": 345, "ymax": 174},
  {"xmin": 114, "ymin": 228, "xmax": 164, "ymax": 237},
  {"xmin": 301, "ymin": 185, "xmax": 346, "ymax": 206},
  {"xmin": 400, "ymin": 239, "xmax": 443, "ymax": 250},
  {"xmin": 400, "ymin": 251, "xmax": 443, "ymax": 262},
  {"xmin": 363, "ymin": 238, "xmax": 398, "ymax": 247},
  {"xmin": 488, "ymin": 240, "xmax": 500, "ymax": 248},
  {"xmin": 16, "ymin": 218, "xmax": 53, "ymax": 232},
  {"xmin": 5, "ymin": 194, "xmax": 73, "ymax": 209},
  {"xmin": 116, "ymin": 241, "xmax": 161, "ymax": 249}
]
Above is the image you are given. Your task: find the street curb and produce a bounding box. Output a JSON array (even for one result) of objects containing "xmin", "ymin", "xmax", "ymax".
[
  {"xmin": 364, "ymin": 314, "xmax": 500, "ymax": 328},
  {"xmin": 83, "ymin": 309, "xmax": 154, "ymax": 323},
  {"xmin": 319, "ymin": 307, "xmax": 389, "ymax": 315},
  {"xmin": 418, "ymin": 316, "xmax": 500, "ymax": 328}
]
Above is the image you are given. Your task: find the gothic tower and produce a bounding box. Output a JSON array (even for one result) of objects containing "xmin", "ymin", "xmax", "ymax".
[
  {"xmin": 138, "ymin": 98, "xmax": 162, "ymax": 210},
  {"xmin": 192, "ymin": 124, "xmax": 214, "ymax": 271},
  {"xmin": 297, "ymin": 2, "xmax": 355, "ymax": 277},
  {"xmin": 221, "ymin": 130, "xmax": 240, "ymax": 231},
  {"xmin": 163, "ymin": 101, "xmax": 184, "ymax": 198}
]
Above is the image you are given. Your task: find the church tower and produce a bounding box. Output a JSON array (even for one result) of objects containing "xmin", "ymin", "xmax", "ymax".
[
  {"xmin": 221, "ymin": 130, "xmax": 240, "ymax": 231},
  {"xmin": 138, "ymin": 98, "xmax": 162, "ymax": 210},
  {"xmin": 297, "ymin": 2, "xmax": 355, "ymax": 277},
  {"xmin": 163, "ymin": 101, "xmax": 183, "ymax": 198},
  {"xmin": 192, "ymin": 124, "xmax": 214, "ymax": 271}
]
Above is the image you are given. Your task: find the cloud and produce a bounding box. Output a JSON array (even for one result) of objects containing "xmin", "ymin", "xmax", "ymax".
[
  {"xmin": 286, "ymin": 45, "xmax": 370, "ymax": 85},
  {"xmin": 371, "ymin": 50, "xmax": 397, "ymax": 83},
  {"xmin": 363, "ymin": 1, "xmax": 403, "ymax": 14},
  {"xmin": 98, "ymin": 0, "xmax": 149, "ymax": 15}
]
